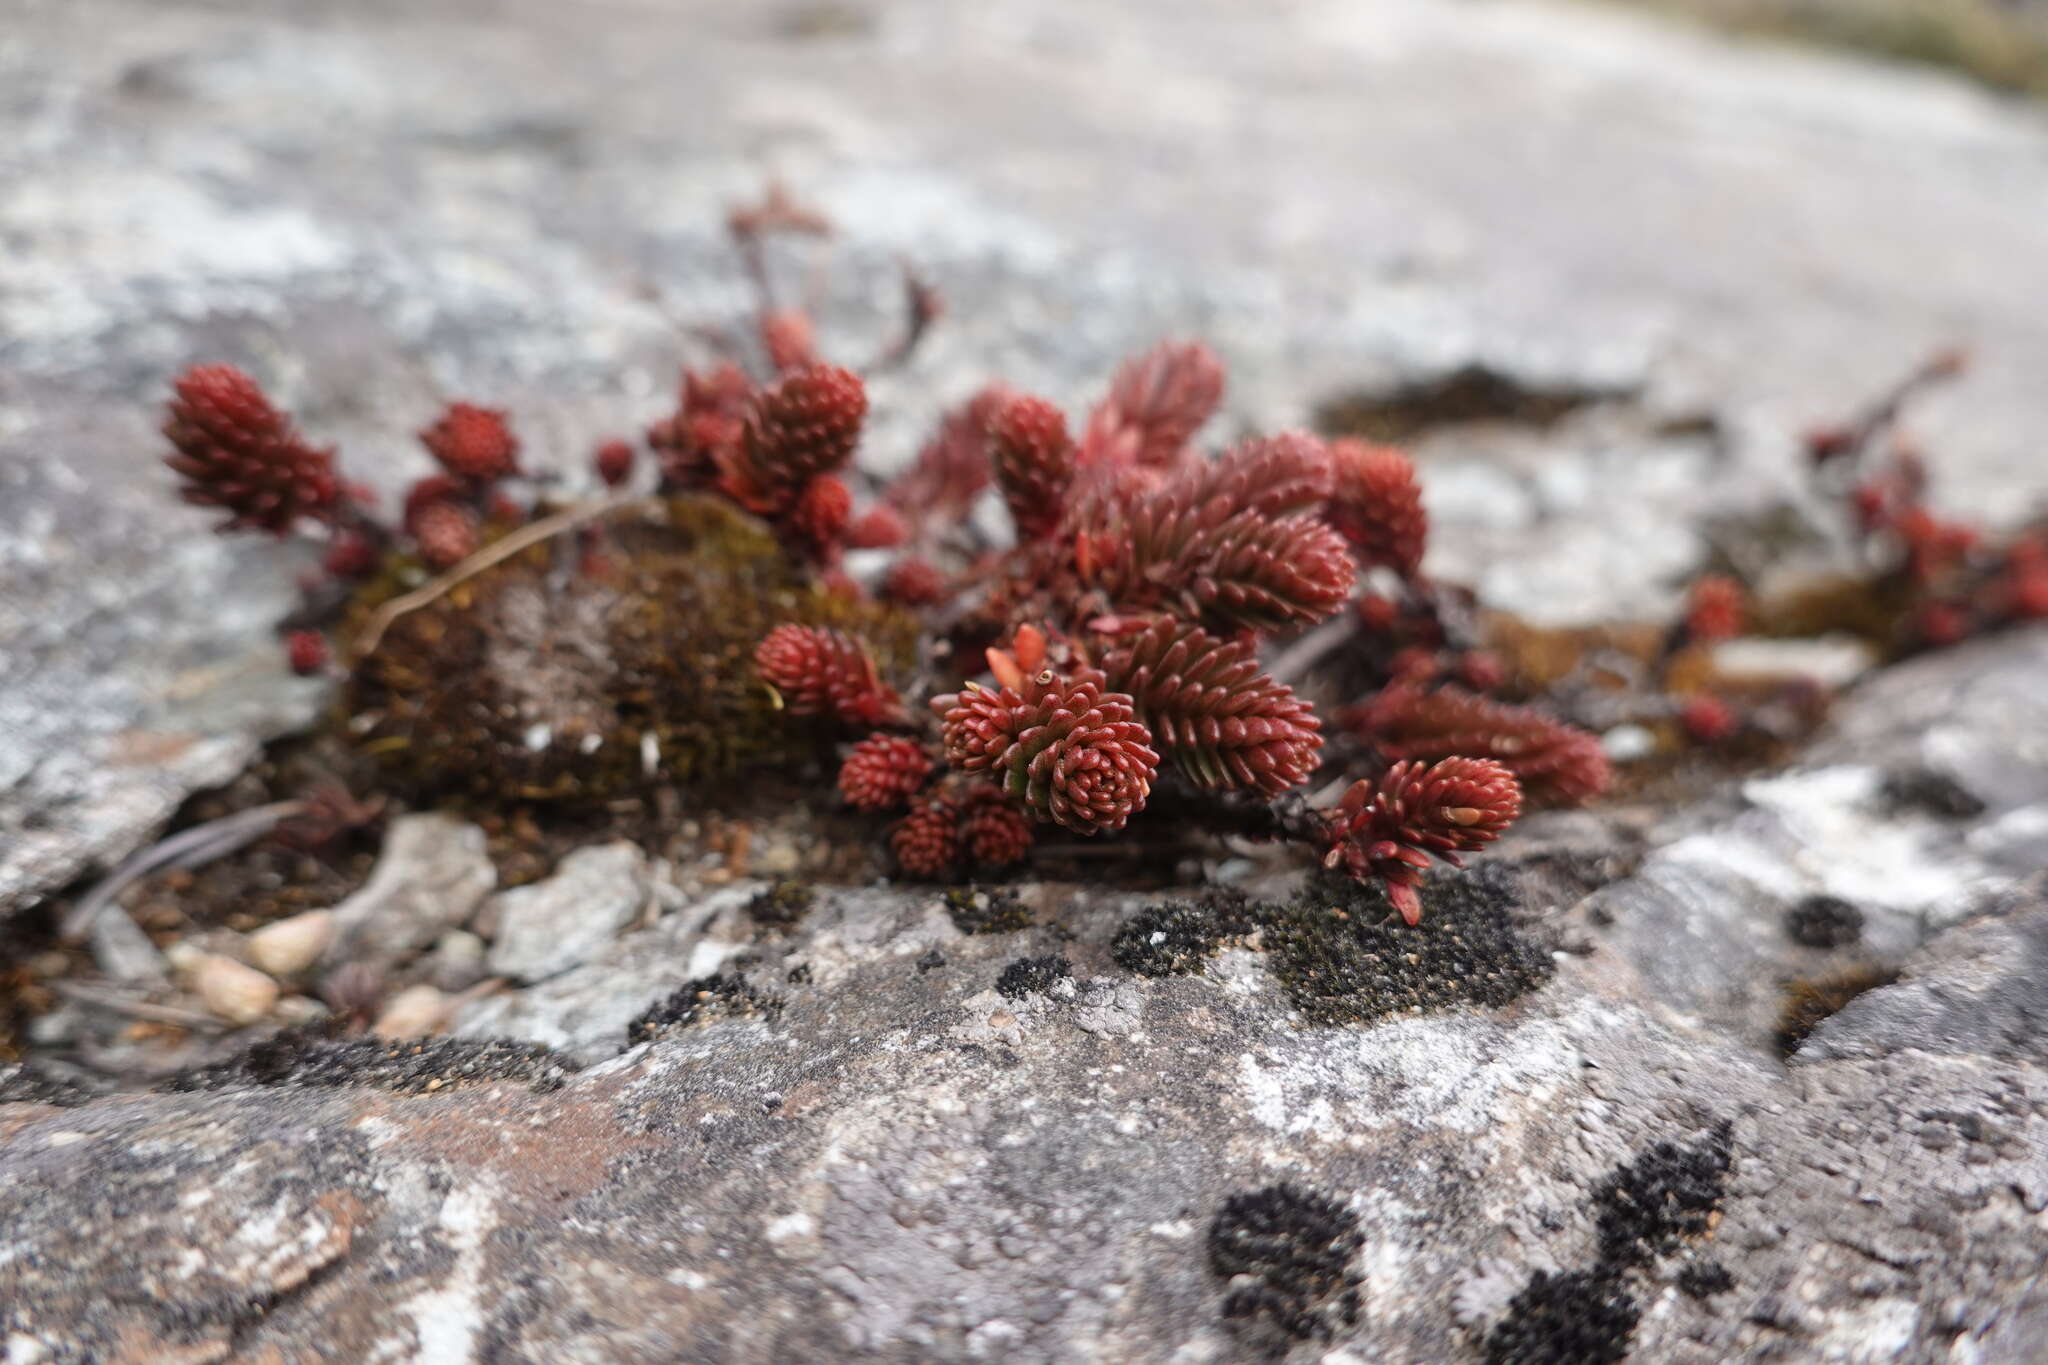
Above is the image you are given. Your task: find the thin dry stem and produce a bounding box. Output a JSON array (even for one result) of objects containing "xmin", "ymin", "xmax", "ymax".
[
  {"xmin": 351, "ymin": 490, "xmax": 640, "ymax": 657},
  {"xmin": 52, "ymin": 982, "xmax": 228, "ymax": 1032}
]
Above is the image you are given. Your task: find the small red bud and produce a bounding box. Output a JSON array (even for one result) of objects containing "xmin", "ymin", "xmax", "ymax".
[
  {"xmin": 593, "ymin": 440, "xmax": 635, "ymax": 488},
  {"xmin": 286, "ymin": 630, "xmax": 329, "ymax": 676}
]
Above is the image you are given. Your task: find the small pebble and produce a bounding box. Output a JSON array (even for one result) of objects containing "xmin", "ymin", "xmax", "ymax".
[
  {"xmin": 246, "ymin": 910, "xmax": 335, "ymax": 978},
  {"xmin": 192, "ymin": 954, "xmax": 279, "ymax": 1026},
  {"xmin": 752, "ymin": 838, "xmax": 802, "ymax": 877},
  {"xmin": 374, "ymin": 984, "xmax": 453, "ymax": 1039},
  {"xmin": 428, "ymin": 930, "xmax": 489, "ymax": 992},
  {"xmin": 273, "ymin": 995, "xmax": 329, "ymax": 1026}
]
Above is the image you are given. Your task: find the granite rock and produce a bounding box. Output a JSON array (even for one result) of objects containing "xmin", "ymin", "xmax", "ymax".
[
  {"xmin": 3, "ymin": 628, "xmax": 2047, "ymax": 1362},
  {"xmin": 484, "ymin": 841, "xmax": 652, "ymax": 984}
]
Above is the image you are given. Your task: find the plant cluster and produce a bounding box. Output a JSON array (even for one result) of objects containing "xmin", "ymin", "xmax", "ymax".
[
  {"xmin": 167, "ymin": 187, "xmax": 2048, "ymax": 921},
  {"xmin": 713, "ymin": 320, "xmax": 1607, "ymax": 912},
  {"xmin": 1803, "ymin": 349, "xmax": 2047, "ymax": 649}
]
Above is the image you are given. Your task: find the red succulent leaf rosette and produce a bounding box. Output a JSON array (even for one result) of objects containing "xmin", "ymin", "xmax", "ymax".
[
  {"xmin": 755, "ymin": 625, "xmax": 904, "ymax": 728},
  {"xmin": 420, "ymin": 402, "xmax": 521, "ymax": 484},
  {"xmin": 1347, "ymin": 682, "xmax": 1611, "ymax": 806},
  {"xmin": 1096, "ymin": 616, "xmax": 1322, "ymax": 796},
  {"xmin": 891, "ymin": 793, "xmax": 961, "ymax": 879},
  {"xmin": 162, "ymin": 365, "xmax": 339, "ymax": 535},
  {"xmin": 1326, "ymin": 437, "xmax": 1427, "ymax": 578},
  {"xmin": 960, "ymin": 787, "xmax": 1034, "ymax": 867},
  {"xmin": 988, "ymin": 392, "xmax": 1079, "ymax": 541},
  {"xmin": 932, "ymin": 648, "xmax": 1159, "ymax": 837},
  {"xmin": 838, "ymin": 733, "xmax": 935, "ymax": 812},
  {"xmin": 1321, "ymin": 757, "xmax": 1522, "ymax": 926}
]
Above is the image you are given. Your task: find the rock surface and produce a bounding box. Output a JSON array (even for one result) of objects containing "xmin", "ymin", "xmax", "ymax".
[
  {"xmin": 320, "ymin": 813, "xmax": 497, "ymax": 973},
  {"xmin": 8, "ymin": 2, "xmax": 2048, "ymax": 1360},
  {"xmin": 4, "ymin": 627, "xmax": 2047, "ymax": 1362},
  {"xmin": 484, "ymin": 840, "xmax": 652, "ymax": 983},
  {"xmin": 8, "ymin": 0, "xmax": 2048, "ymax": 916}
]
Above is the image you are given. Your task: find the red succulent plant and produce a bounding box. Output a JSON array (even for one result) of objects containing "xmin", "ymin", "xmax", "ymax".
[
  {"xmin": 1079, "ymin": 340, "xmax": 1225, "ymax": 469},
  {"xmin": 838, "ymin": 734, "xmax": 935, "ymax": 812},
  {"xmin": 755, "ymin": 624, "xmax": 903, "ymax": 727},
  {"xmin": 420, "ymin": 402, "xmax": 521, "ymax": 484},
  {"xmin": 1320, "ymin": 758, "xmax": 1522, "ymax": 925},
  {"xmin": 1096, "ymin": 616, "xmax": 1322, "ymax": 796},
  {"xmin": 933, "ymin": 662, "xmax": 1159, "ymax": 836},
  {"xmin": 162, "ymin": 365, "xmax": 339, "ymax": 535},
  {"xmin": 1326, "ymin": 438, "xmax": 1427, "ymax": 578},
  {"xmin": 891, "ymin": 793, "xmax": 962, "ymax": 879}
]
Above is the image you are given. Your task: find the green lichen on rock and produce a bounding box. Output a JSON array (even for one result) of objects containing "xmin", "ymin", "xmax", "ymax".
[{"xmin": 340, "ymin": 495, "xmax": 917, "ymax": 805}]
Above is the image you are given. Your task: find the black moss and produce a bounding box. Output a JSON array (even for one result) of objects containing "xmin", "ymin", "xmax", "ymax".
[
  {"xmin": 626, "ymin": 972, "xmax": 780, "ymax": 1045},
  {"xmin": 0, "ymin": 1062, "xmax": 95, "ymax": 1108},
  {"xmin": 1482, "ymin": 1268, "xmax": 1639, "ymax": 1365},
  {"xmin": 1878, "ymin": 767, "xmax": 1986, "ymax": 819},
  {"xmin": 1487, "ymin": 1123, "xmax": 1732, "ymax": 1362},
  {"xmin": 1776, "ymin": 964, "xmax": 1898, "ymax": 1057},
  {"xmin": 945, "ymin": 887, "xmax": 1035, "ymax": 935},
  {"xmin": 1784, "ymin": 895, "xmax": 1864, "ymax": 949},
  {"xmin": 995, "ymin": 954, "xmax": 1072, "ymax": 1000},
  {"xmin": 1257, "ymin": 865, "xmax": 1553, "ymax": 1026},
  {"xmin": 749, "ymin": 880, "xmax": 815, "ymax": 933},
  {"xmin": 1207, "ymin": 1183, "xmax": 1364, "ymax": 1345},
  {"xmin": 1110, "ymin": 892, "xmax": 1257, "ymax": 978},
  {"xmin": 1592, "ymin": 1121, "xmax": 1734, "ymax": 1268},
  {"xmin": 1676, "ymin": 1258, "xmax": 1735, "ymax": 1299},
  {"xmin": 167, "ymin": 1029, "xmax": 576, "ymax": 1095}
]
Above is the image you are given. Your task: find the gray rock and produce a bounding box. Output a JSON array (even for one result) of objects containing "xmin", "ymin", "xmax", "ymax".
[
  {"xmin": 322, "ymin": 813, "xmax": 496, "ymax": 973},
  {"xmin": 85, "ymin": 903, "xmax": 169, "ymax": 986},
  {"xmin": 6, "ymin": 624, "xmax": 2047, "ymax": 1360},
  {"xmin": 459, "ymin": 881, "xmax": 769, "ymax": 1060},
  {"xmin": 1799, "ymin": 894, "xmax": 2048, "ymax": 1065},
  {"xmin": 1, "ymin": 867, "xmax": 2043, "ymax": 1362},
  {"xmin": 9, "ymin": 1, "xmax": 2048, "ymax": 1358},
  {"xmin": 483, "ymin": 841, "xmax": 651, "ymax": 983},
  {"xmin": 427, "ymin": 929, "xmax": 490, "ymax": 993}
]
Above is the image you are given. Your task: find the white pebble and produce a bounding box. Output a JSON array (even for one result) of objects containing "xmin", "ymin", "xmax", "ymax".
[
  {"xmin": 374, "ymin": 984, "xmax": 452, "ymax": 1039},
  {"xmin": 193, "ymin": 954, "xmax": 279, "ymax": 1026},
  {"xmin": 245, "ymin": 910, "xmax": 334, "ymax": 978}
]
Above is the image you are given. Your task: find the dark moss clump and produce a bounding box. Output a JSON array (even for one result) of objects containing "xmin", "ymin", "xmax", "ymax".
[
  {"xmin": 995, "ymin": 954, "xmax": 1072, "ymax": 999},
  {"xmin": 1776, "ymin": 964, "xmax": 1899, "ymax": 1057},
  {"xmin": 945, "ymin": 887, "xmax": 1035, "ymax": 936},
  {"xmin": 749, "ymin": 880, "xmax": 816, "ymax": 933},
  {"xmin": 1592, "ymin": 1121, "xmax": 1734, "ymax": 1268},
  {"xmin": 1482, "ymin": 1267, "xmax": 1638, "ymax": 1365},
  {"xmin": 1879, "ymin": 766, "xmax": 1988, "ymax": 819},
  {"xmin": 1784, "ymin": 895, "xmax": 1864, "ymax": 949},
  {"xmin": 1483, "ymin": 1123, "xmax": 1731, "ymax": 1361},
  {"xmin": 1207, "ymin": 1183, "xmax": 1363, "ymax": 1345},
  {"xmin": 166, "ymin": 1029, "xmax": 576, "ymax": 1095},
  {"xmin": 626, "ymin": 972, "xmax": 780, "ymax": 1045},
  {"xmin": 342, "ymin": 495, "xmax": 918, "ymax": 805},
  {"xmin": 1315, "ymin": 364, "xmax": 1610, "ymax": 444},
  {"xmin": 1257, "ymin": 865, "xmax": 1553, "ymax": 1026},
  {"xmin": 1110, "ymin": 892, "xmax": 1257, "ymax": 978},
  {"xmin": 1676, "ymin": 1258, "xmax": 1735, "ymax": 1299},
  {"xmin": 0, "ymin": 1062, "xmax": 95, "ymax": 1108}
]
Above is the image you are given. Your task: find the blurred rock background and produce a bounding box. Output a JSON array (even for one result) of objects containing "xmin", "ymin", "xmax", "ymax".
[
  {"xmin": 7, "ymin": 0, "xmax": 2048, "ymax": 916},
  {"xmin": 7, "ymin": 4, "xmax": 2048, "ymax": 1360}
]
